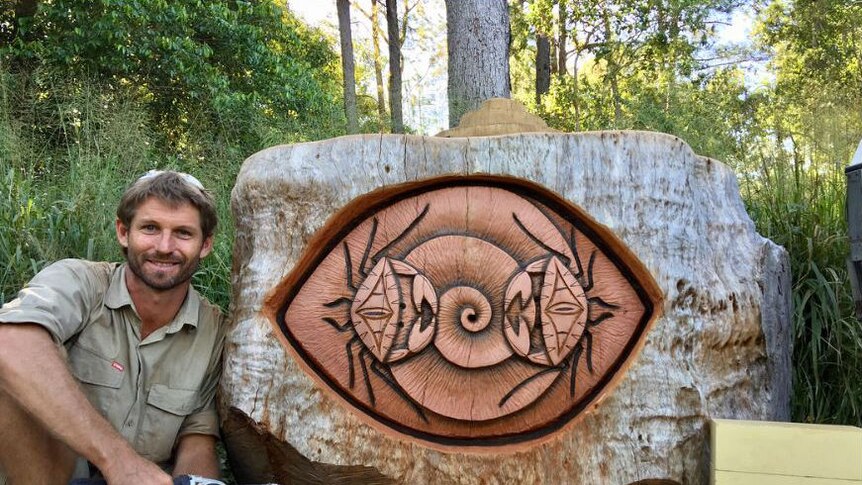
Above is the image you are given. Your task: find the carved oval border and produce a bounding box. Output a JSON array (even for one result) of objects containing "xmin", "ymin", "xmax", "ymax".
[{"xmin": 264, "ymin": 174, "xmax": 663, "ymax": 451}]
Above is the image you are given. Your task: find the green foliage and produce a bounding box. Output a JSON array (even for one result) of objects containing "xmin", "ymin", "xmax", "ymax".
[
  {"xmin": 3, "ymin": 0, "xmax": 345, "ymax": 151},
  {"xmin": 512, "ymin": 0, "xmax": 862, "ymax": 426}
]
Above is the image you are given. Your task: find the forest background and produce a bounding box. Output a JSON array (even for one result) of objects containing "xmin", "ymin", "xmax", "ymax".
[{"xmin": 1, "ymin": 0, "xmax": 860, "ymax": 431}]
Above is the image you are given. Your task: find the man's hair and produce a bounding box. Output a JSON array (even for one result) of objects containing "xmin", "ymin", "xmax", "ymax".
[{"xmin": 117, "ymin": 171, "xmax": 218, "ymax": 238}]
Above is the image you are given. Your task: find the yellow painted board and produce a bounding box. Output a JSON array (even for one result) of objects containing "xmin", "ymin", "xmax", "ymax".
[
  {"xmin": 714, "ymin": 470, "xmax": 862, "ymax": 485},
  {"xmin": 711, "ymin": 419, "xmax": 862, "ymax": 480}
]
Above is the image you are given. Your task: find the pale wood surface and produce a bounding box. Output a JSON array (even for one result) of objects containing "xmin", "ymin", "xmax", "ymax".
[
  {"xmin": 711, "ymin": 419, "xmax": 862, "ymax": 481},
  {"xmin": 714, "ymin": 471, "xmax": 862, "ymax": 485},
  {"xmin": 222, "ymin": 131, "xmax": 792, "ymax": 484}
]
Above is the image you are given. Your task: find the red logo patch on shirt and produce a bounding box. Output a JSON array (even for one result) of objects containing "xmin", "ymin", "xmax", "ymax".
[{"xmin": 111, "ymin": 361, "xmax": 124, "ymax": 372}]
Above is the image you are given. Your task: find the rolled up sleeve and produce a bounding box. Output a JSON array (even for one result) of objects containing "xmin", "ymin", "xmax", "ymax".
[{"xmin": 0, "ymin": 259, "xmax": 107, "ymax": 343}]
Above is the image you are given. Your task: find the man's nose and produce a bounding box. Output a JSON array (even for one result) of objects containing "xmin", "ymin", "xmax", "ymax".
[{"xmin": 156, "ymin": 232, "xmax": 176, "ymax": 253}]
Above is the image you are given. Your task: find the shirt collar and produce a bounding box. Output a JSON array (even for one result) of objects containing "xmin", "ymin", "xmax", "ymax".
[{"xmin": 104, "ymin": 263, "xmax": 201, "ymax": 332}]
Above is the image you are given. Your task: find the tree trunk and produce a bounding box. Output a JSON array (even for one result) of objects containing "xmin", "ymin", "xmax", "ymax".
[
  {"xmin": 536, "ymin": 34, "xmax": 551, "ymax": 105},
  {"xmin": 557, "ymin": 0, "xmax": 568, "ymax": 77},
  {"xmin": 444, "ymin": 0, "xmax": 510, "ymax": 128},
  {"xmin": 371, "ymin": 0, "xmax": 387, "ymax": 125},
  {"xmin": 222, "ymin": 131, "xmax": 792, "ymax": 484},
  {"xmin": 602, "ymin": 9, "xmax": 622, "ymax": 128},
  {"xmin": 3, "ymin": 0, "xmax": 39, "ymax": 44},
  {"xmin": 387, "ymin": 0, "xmax": 404, "ymax": 133},
  {"xmin": 337, "ymin": 0, "xmax": 359, "ymax": 133},
  {"xmin": 15, "ymin": 0, "xmax": 38, "ymax": 17},
  {"xmin": 573, "ymin": 51, "xmax": 581, "ymax": 131}
]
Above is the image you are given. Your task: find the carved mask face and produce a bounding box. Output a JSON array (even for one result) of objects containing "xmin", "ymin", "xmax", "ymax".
[{"xmin": 268, "ymin": 176, "xmax": 662, "ymax": 450}]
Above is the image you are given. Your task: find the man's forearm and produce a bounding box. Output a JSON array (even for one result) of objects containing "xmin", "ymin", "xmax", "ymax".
[
  {"xmin": 0, "ymin": 323, "xmax": 170, "ymax": 483},
  {"xmin": 172, "ymin": 434, "xmax": 220, "ymax": 478}
]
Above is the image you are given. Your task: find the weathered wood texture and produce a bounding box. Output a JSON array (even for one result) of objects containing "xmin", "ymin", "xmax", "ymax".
[{"xmin": 222, "ymin": 132, "xmax": 791, "ymax": 484}]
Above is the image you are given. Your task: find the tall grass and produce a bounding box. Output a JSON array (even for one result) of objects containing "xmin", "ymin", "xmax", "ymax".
[
  {"xmin": 0, "ymin": 70, "xmax": 238, "ymax": 310},
  {"xmin": 741, "ymin": 157, "xmax": 862, "ymax": 425}
]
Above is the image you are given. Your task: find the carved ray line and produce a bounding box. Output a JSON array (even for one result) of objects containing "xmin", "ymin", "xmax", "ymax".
[
  {"xmin": 569, "ymin": 343, "xmax": 584, "ymax": 397},
  {"xmin": 569, "ymin": 227, "xmax": 584, "ymax": 278},
  {"xmin": 585, "ymin": 332, "xmax": 594, "ymax": 373},
  {"xmin": 512, "ymin": 213, "xmax": 571, "ymax": 267},
  {"xmin": 345, "ymin": 335, "xmax": 361, "ymax": 388},
  {"xmin": 323, "ymin": 297, "xmax": 353, "ymax": 308},
  {"xmin": 343, "ymin": 241, "xmax": 355, "ymax": 290},
  {"xmin": 371, "ymin": 203, "xmax": 430, "ymax": 264},
  {"xmin": 358, "ymin": 348, "xmax": 375, "ymax": 406},
  {"xmin": 370, "ymin": 361, "xmax": 429, "ymax": 423},
  {"xmin": 498, "ymin": 366, "xmax": 561, "ymax": 407},
  {"xmin": 588, "ymin": 296, "xmax": 620, "ymax": 309},
  {"xmin": 359, "ymin": 218, "xmax": 379, "ymax": 279},
  {"xmin": 588, "ymin": 312, "xmax": 613, "ymax": 327},
  {"xmin": 582, "ymin": 251, "xmax": 596, "ymax": 291},
  {"xmin": 322, "ymin": 317, "xmax": 351, "ymax": 331}
]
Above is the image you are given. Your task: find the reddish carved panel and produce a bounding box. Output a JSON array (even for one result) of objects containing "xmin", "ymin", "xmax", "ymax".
[{"xmin": 267, "ymin": 176, "xmax": 662, "ymax": 449}]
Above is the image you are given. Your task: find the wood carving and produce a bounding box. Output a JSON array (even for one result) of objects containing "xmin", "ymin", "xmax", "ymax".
[{"xmin": 265, "ymin": 175, "xmax": 662, "ymax": 449}]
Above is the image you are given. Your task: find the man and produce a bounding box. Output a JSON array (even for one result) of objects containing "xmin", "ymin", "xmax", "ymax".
[{"xmin": 0, "ymin": 171, "xmax": 225, "ymax": 484}]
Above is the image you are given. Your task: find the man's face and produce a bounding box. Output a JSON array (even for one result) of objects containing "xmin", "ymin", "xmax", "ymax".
[{"xmin": 116, "ymin": 197, "xmax": 213, "ymax": 292}]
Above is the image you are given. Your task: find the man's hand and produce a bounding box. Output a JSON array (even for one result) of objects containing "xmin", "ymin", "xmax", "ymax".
[{"xmin": 100, "ymin": 445, "xmax": 173, "ymax": 485}]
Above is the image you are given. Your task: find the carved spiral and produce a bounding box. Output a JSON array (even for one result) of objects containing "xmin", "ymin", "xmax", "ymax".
[{"xmin": 405, "ymin": 235, "xmax": 516, "ymax": 369}]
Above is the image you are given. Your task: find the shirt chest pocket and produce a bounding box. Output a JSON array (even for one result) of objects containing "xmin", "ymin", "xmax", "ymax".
[
  {"xmin": 139, "ymin": 384, "xmax": 199, "ymax": 463},
  {"xmin": 68, "ymin": 346, "xmax": 123, "ymax": 418}
]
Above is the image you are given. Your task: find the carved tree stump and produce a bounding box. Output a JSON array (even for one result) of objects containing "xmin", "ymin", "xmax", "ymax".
[{"xmin": 221, "ymin": 132, "xmax": 791, "ymax": 485}]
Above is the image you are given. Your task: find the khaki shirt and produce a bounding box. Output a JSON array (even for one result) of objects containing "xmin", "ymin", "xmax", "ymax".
[{"xmin": 0, "ymin": 259, "xmax": 224, "ymax": 465}]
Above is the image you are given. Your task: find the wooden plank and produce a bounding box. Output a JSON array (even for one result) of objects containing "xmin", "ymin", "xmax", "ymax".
[
  {"xmin": 714, "ymin": 470, "xmax": 862, "ymax": 485},
  {"xmin": 711, "ymin": 419, "xmax": 862, "ymax": 480}
]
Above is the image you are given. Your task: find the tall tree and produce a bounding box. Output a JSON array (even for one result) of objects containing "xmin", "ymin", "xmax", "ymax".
[
  {"xmin": 0, "ymin": 0, "xmax": 39, "ymax": 44},
  {"xmin": 337, "ymin": 0, "xmax": 359, "ymax": 133},
  {"xmin": 444, "ymin": 0, "xmax": 510, "ymax": 127},
  {"xmin": 370, "ymin": 0, "xmax": 387, "ymax": 124},
  {"xmin": 529, "ymin": 0, "xmax": 552, "ymax": 104},
  {"xmin": 386, "ymin": 0, "xmax": 404, "ymax": 133},
  {"xmin": 536, "ymin": 34, "xmax": 551, "ymax": 104},
  {"xmin": 557, "ymin": 0, "xmax": 568, "ymax": 77}
]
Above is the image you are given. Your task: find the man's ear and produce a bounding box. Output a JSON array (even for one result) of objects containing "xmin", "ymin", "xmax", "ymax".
[
  {"xmin": 116, "ymin": 218, "xmax": 130, "ymax": 249},
  {"xmin": 199, "ymin": 235, "xmax": 214, "ymax": 259}
]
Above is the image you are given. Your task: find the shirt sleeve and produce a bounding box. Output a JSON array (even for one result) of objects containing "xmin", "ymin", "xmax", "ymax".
[
  {"xmin": 0, "ymin": 259, "xmax": 108, "ymax": 343},
  {"xmin": 177, "ymin": 308, "xmax": 225, "ymax": 439}
]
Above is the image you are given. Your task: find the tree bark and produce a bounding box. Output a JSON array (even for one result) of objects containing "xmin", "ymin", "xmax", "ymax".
[
  {"xmin": 337, "ymin": 0, "xmax": 359, "ymax": 133},
  {"xmin": 387, "ymin": 0, "xmax": 404, "ymax": 133},
  {"xmin": 444, "ymin": 0, "xmax": 510, "ymax": 128},
  {"xmin": 370, "ymin": 0, "xmax": 387, "ymax": 124},
  {"xmin": 557, "ymin": 0, "xmax": 568, "ymax": 77},
  {"xmin": 536, "ymin": 34, "xmax": 551, "ymax": 105},
  {"xmin": 15, "ymin": 0, "xmax": 38, "ymax": 17},
  {"xmin": 3, "ymin": 0, "xmax": 39, "ymax": 44},
  {"xmin": 602, "ymin": 8, "xmax": 622, "ymax": 128}
]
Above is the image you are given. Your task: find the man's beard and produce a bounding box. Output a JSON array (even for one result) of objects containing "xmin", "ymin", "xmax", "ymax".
[{"xmin": 126, "ymin": 250, "xmax": 201, "ymax": 291}]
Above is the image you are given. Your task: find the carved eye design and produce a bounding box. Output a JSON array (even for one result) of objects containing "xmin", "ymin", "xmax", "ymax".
[
  {"xmin": 351, "ymin": 258, "xmax": 400, "ymax": 361},
  {"xmin": 269, "ymin": 176, "xmax": 662, "ymax": 450},
  {"xmin": 539, "ymin": 256, "xmax": 588, "ymax": 366}
]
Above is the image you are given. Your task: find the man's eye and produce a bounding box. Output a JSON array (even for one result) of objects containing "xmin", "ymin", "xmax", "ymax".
[
  {"xmin": 141, "ymin": 225, "xmax": 157, "ymax": 233},
  {"xmin": 176, "ymin": 231, "xmax": 193, "ymax": 239}
]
